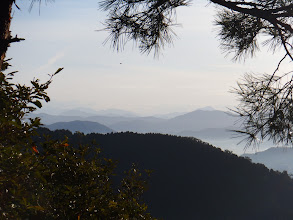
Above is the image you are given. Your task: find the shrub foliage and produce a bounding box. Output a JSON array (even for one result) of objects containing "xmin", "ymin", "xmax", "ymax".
[{"xmin": 0, "ymin": 62, "xmax": 154, "ymax": 219}]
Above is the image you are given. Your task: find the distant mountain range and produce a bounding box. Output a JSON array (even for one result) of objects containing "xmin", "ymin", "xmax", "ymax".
[
  {"xmin": 45, "ymin": 120, "xmax": 114, "ymax": 134},
  {"xmin": 33, "ymin": 109, "xmax": 238, "ymax": 133},
  {"xmin": 243, "ymin": 147, "xmax": 293, "ymax": 174},
  {"xmin": 32, "ymin": 108, "xmax": 282, "ymax": 154},
  {"xmin": 30, "ymin": 109, "xmax": 254, "ymax": 154},
  {"xmin": 32, "ymin": 107, "xmax": 293, "ymax": 175},
  {"xmin": 177, "ymin": 127, "xmax": 234, "ymax": 140},
  {"xmin": 163, "ymin": 109, "xmax": 236, "ymax": 133}
]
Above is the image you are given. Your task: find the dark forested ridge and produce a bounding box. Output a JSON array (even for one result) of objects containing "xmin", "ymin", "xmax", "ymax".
[{"xmin": 35, "ymin": 128, "xmax": 293, "ymax": 219}]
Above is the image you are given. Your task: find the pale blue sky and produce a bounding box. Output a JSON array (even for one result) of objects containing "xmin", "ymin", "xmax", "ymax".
[{"xmin": 7, "ymin": 0, "xmax": 292, "ymax": 115}]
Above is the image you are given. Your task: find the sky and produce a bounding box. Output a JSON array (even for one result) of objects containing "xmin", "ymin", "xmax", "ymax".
[{"xmin": 7, "ymin": 0, "xmax": 293, "ymax": 115}]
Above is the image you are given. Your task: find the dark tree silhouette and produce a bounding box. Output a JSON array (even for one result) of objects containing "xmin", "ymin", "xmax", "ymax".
[
  {"xmin": 100, "ymin": 0, "xmax": 293, "ymax": 58},
  {"xmin": 3, "ymin": 0, "xmax": 293, "ymax": 63},
  {"xmin": 0, "ymin": 0, "xmax": 25, "ymax": 68},
  {"xmin": 0, "ymin": 0, "xmax": 15, "ymax": 68}
]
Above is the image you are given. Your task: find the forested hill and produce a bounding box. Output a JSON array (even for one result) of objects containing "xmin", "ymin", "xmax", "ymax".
[{"xmin": 35, "ymin": 128, "xmax": 293, "ymax": 220}]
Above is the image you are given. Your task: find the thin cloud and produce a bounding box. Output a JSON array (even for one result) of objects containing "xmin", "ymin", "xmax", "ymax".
[{"xmin": 36, "ymin": 50, "xmax": 65, "ymax": 72}]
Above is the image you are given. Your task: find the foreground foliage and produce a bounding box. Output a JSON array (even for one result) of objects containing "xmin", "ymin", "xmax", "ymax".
[
  {"xmin": 0, "ymin": 60, "xmax": 58, "ymax": 147},
  {"xmin": 0, "ymin": 63, "xmax": 154, "ymax": 219},
  {"xmin": 0, "ymin": 141, "xmax": 152, "ymax": 219},
  {"xmin": 231, "ymin": 73, "xmax": 293, "ymax": 148}
]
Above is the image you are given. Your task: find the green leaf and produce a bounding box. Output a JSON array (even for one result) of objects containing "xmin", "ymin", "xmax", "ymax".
[
  {"xmin": 54, "ymin": 67, "xmax": 64, "ymax": 75},
  {"xmin": 33, "ymin": 100, "xmax": 42, "ymax": 108}
]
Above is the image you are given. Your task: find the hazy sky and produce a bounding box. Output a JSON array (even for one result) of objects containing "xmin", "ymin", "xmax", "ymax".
[{"xmin": 7, "ymin": 0, "xmax": 292, "ymax": 115}]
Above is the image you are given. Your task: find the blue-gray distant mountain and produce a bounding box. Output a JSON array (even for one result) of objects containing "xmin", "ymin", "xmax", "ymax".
[
  {"xmin": 45, "ymin": 120, "xmax": 114, "ymax": 134},
  {"xmin": 162, "ymin": 109, "xmax": 237, "ymax": 133},
  {"xmin": 30, "ymin": 113, "xmax": 84, "ymax": 125},
  {"xmin": 32, "ymin": 109, "xmax": 238, "ymax": 133},
  {"xmin": 109, "ymin": 116, "xmax": 167, "ymax": 133},
  {"xmin": 94, "ymin": 109, "xmax": 138, "ymax": 117},
  {"xmin": 153, "ymin": 111, "xmax": 187, "ymax": 119},
  {"xmin": 31, "ymin": 109, "xmax": 246, "ymax": 154},
  {"xmin": 59, "ymin": 109, "xmax": 99, "ymax": 117},
  {"xmin": 108, "ymin": 110, "xmax": 238, "ymax": 133},
  {"xmin": 177, "ymin": 127, "xmax": 235, "ymax": 140},
  {"xmin": 30, "ymin": 113, "xmax": 135, "ymax": 126},
  {"xmin": 85, "ymin": 115, "xmax": 141, "ymax": 126},
  {"xmin": 242, "ymin": 147, "xmax": 293, "ymax": 174},
  {"xmin": 197, "ymin": 106, "xmax": 216, "ymax": 111}
]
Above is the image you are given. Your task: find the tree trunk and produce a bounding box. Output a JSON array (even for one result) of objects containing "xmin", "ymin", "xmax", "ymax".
[{"xmin": 0, "ymin": 0, "xmax": 14, "ymax": 69}]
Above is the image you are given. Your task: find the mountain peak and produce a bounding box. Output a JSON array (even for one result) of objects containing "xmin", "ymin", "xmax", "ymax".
[{"xmin": 197, "ymin": 106, "xmax": 217, "ymax": 111}]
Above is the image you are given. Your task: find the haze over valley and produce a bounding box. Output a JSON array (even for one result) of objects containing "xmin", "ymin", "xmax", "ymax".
[{"xmin": 31, "ymin": 106, "xmax": 292, "ymax": 174}]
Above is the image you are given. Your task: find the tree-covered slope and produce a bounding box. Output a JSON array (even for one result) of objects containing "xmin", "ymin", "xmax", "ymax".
[{"xmin": 35, "ymin": 128, "xmax": 293, "ymax": 220}]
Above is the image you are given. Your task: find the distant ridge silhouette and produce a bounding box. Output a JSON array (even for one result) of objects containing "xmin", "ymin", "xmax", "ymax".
[{"xmin": 45, "ymin": 120, "xmax": 114, "ymax": 134}]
